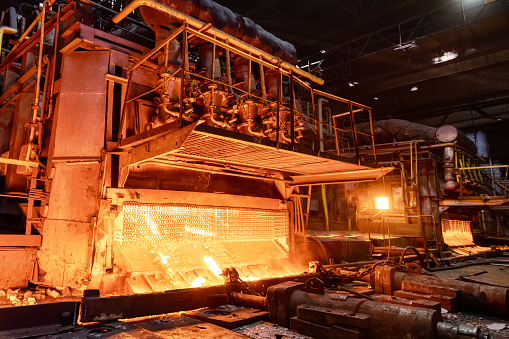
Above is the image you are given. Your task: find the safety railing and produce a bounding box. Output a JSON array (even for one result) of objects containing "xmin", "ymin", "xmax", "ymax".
[{"xmin": 112, "ymin": 0, "xmax": 377, "ymax": 164}]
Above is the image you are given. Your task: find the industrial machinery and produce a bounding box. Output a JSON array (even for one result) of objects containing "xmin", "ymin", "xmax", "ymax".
[
  {"xmin": 0, "ymin": 1, "xmax": 507, "ymax": 338},
  {"xmin": 0, "ymin": 0, "xmax": 386, "ymax": 295}
]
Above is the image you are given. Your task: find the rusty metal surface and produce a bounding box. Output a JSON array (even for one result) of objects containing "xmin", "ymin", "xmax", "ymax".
[
  {"xmin": 121, "ymin": 120, "xmax": 200, "ymax": 167},
  {"xmin": 167, "ymin": 125, "xmax": 370, "ymax": 176},
  {"xmin": 433, "ymin": 264, "xmax": 509, "ymax": 288},
  {"xmin": 290, "ymin": 317, "xmax": 366, "ymax": 339},
  {"xmin": 0, "ymin": 234, "xmax": 42, "ymax": 247},
  {"xmin": 394, "ymin": 271, "xmax": 509, "ymax": 316},
  {"xmin": 38, "ymin": 219, "xmax": 94, "ymax": 288},
  {"xmin": 267, "ymin": 282, "xmax": 442, "ymax": 339},
  {"xmin": 38, "ymin": 161, "xmax": 102, "ymax": 288},
  {"xmin": 393, "ymin": 290, "xmax": 458, "ymax": 312},
  {"xmin": 234, "ymin": 320, "xmax": 313, "ymax": 339},
  {"xmin": 183, "ymin": 304, "xmax": 269, "ymax": 329},
  {"xmin": 295, "ymin": 304, "xmax": 371, "ymax": 329},
  {"xmin": 81, "ymin": 286, "xmax": 228, "ymax": 322},
  {"xmin": 50, "ymin": 51, "xmax": 109, "ymax": 159},
  {"xmin": 0, "ymin": 301, "xmax": 79, "ymax": 338},
  {"xmin": 0, "ymin": 249, "xmax": 37, "ymax": 289},
  {"xmin": 33, "ymin": 313, "xmax": 250, "ymax": 338},
  {"xmin": 45, "ymin": 163, "xmax": 102, "ymax": 222}
]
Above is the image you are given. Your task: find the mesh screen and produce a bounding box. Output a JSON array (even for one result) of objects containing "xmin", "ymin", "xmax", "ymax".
[
  {"xmin": 120, "ymin": 202, "xmax": 289, "ymax": 245},
  {"xmin": 441, "ymin": 218, "xmax": 475, "ymax": 247}
]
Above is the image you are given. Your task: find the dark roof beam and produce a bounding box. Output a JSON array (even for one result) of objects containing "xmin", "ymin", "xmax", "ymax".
[
  {"xmin": 351, "ymin": 48, "xmax": 509, "ymax": 96},
  {"xmin": 300, "ymin": 0, "xmax": 461, "ymax": 60},
  {"xmin": 405, "ymin": 15, "xmax": 426, "ymax": 44},
  {"xmin": 356, "ymin": 34, "xmax": 374, "ymax": 59},
  {"xmin": 474, "ymin": 107, "xmax": 498, "ymax": 121},
  {"xmin": 331, "ymin": 0, "xmax": 399, "ymax": 48},
  {"xmin": 363, "ymin": 0, "xmax": 382, "ymax": 19}
]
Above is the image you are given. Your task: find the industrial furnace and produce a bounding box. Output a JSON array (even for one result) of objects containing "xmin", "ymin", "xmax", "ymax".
[
  {"xmin": 0, "ymin": 0, "xmax": 387, "ymax": 295},
  {"xmin": 0, "ymin": 1, "xmax": 508, "ymax": 338}
]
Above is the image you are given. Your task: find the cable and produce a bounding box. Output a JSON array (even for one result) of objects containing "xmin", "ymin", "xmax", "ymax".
[{"xmin": 307, "ymin": 235, "xmax": 329, "ymax": 263}]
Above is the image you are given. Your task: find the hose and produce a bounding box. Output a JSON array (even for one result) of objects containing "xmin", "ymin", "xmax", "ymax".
[
  {"xmin": 307, "ymin": 236, "xmax": 329, "ymax": 264},
  {"xmin": 398, "ymin": 246, "xmax": 427, "ymax": 268}
]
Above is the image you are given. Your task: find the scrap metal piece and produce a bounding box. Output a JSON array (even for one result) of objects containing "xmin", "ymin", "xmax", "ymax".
[
  {"xmin": 267, "ymin": 282, "xmax": 442, "ymax": 339},
  {"xmin": 437, "ymin": 322, "xmax": 481, "ymax": 338},
  {"xmin": 267, "ymin": 281, "xmax": 306, "ymax": 327},
  {"xmin": 81, "ymin": 286, "xmax": 228, "ymax": 322},
  {"xmin": 393, "ymin": 290, "xmax": 458, "ymax": 312},
  {"xmin": 393, "ymin": 271, "xmax": 509, "ymax": 316},
  {"xmin": 183, "ymin": 304, "xmax": 269, "ymax": 328}
]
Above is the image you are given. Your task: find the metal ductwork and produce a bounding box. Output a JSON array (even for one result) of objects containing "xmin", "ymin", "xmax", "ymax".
[
  {"xmin": 140, "ymin": 0, "xmax": 297, "ymax": 64},
  {"xmin": 356, "ymin": 119, "xmax": 476, "ymax": 153}
]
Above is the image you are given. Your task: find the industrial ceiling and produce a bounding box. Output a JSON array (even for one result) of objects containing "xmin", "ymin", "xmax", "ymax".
[
  {"xmin": 2, "ymin": 0, "xmax": 509, "ymax": 163},
  {"xmin": 212, "ymin": 0, "xmax": 509, "ymax": 165}
]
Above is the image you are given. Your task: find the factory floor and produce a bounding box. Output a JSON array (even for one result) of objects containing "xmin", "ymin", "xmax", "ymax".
[
  {"xmin": 433, "ymin": 263, "xmax": 509, "ymax": 338},
  {"xmin": 31, "ymin": 303, "xmax": 509, "ymax": 339},
  {"xmin": 18, "ymin": 261, "xmax": 506, "ymax": 339}
]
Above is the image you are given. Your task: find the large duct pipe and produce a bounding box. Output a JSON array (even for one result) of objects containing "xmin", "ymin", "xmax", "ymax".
[
  {"xmin": 436, "ymin": 125, "xmax": 472, "ymax": 190},
  {"xmin": 356, "ymin": 119, "xmax": 476, "ymax": 152},
  {"xmin": 113, "ymin": 0, "xmax": 323, "ymax": 85},
  {"xmin": 144, "ymin": 0, "xmax": 297, "ymax": 64}
]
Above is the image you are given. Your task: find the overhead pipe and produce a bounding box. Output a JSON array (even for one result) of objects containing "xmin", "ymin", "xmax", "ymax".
[
  {"xmin": 141, "ymin": 0, "xmax": 297, "ymax": 63},
  {"xmin": 112, "ymin": 0, "xmax": 324, "ymax": 85},
  {"xmin": 0, "ymin": 7, "xmax": 18, "ymax": 58}
]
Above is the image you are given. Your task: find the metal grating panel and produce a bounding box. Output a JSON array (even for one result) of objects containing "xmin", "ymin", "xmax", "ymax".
[
  {"xmin": 442, "ymin": 218, "xmax": 475, "ymax": 247},
  {"xmin": 170, "ymin": 130, "xmax": 368, "ymax": 175},
  {"xmin": 115, "ymin": 202, "xmax": 295, "ymax": 291},
  {"xmin": 442, "ymin": 218, "xmax": 493, "ymax": 255},
  {"xmin": 120, "ymin": 202, "xmax": 288, "ymax": 245}
]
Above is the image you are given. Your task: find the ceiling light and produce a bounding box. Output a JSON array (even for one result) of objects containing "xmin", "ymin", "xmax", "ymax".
[
  {"xmin": 410, "ymin": 86, "xmax": 418, "ymax": 92},
  {"xmin": 374, "ymin": 97, "xmax": 379, "ymax": 100},
  {"xmin": 394, "ymin": 40, "xmax": 418, "ymax": 51},
  {"xmin": 432, "ymin": 51, "xmax": 458, "ymax": 64}
]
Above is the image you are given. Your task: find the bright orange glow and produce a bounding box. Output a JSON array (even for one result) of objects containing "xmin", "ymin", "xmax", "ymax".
[
  {"xmin": 184, "ymin": 226, "xmax": 217, "ymax": 237},
  {"xmin": 204, "ymin": 256, "xmax": 222, "ymax": 277},
  {"xmin": 117, "ymin": 202, "xmax": 305, "ymax": 293},
  {"xmin": 190, "ymin": 276, "xmax": 206, "ymax": 287},
  {"xmin": 246, "ymin": 276, "xmax": 260, "ymax": 281},
  {"xmin": 375, "ymin": 197, "xmax": 389, "ymax": 210},
  {"xmin": 158, "ymin": 252, "xmax": 169, "ymax": 264}
]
